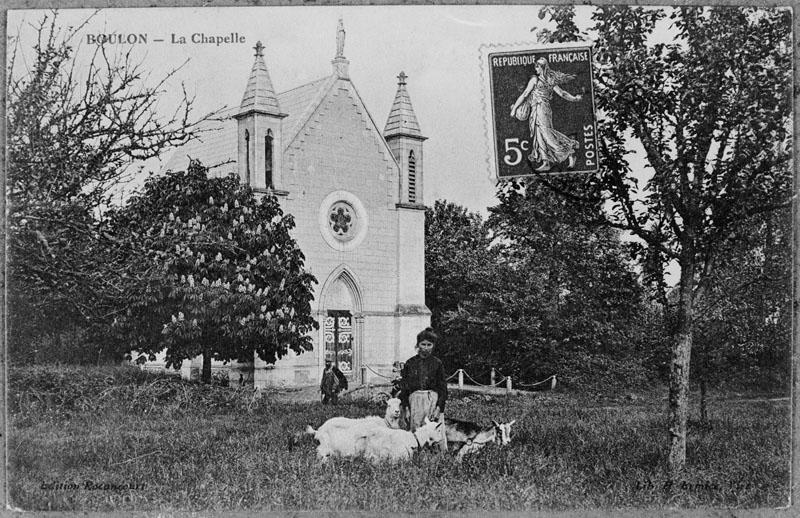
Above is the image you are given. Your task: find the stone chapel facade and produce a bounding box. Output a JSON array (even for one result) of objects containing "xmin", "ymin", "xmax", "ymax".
[{"xmin": 160, "ymin": 21, "xmax": 430, "ymax": 387}]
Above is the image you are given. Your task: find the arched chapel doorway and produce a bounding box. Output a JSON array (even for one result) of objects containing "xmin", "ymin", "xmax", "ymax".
[{"xmin": 321, "ymin": 268, "xmax": 363, "ymax": 382}]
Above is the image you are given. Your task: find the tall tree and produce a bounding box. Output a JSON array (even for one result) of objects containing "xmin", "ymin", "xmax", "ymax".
[
  {"xmin": 7, "ymin": 12, "xmax": 213, "ymax": 351},
  {"xmin": 536, "ymin": 6, "xmax": 792, "ymax": 473},
  {"xmin": 425, "ymin": 200, "xmax": 497, "ymax": 329},
  {"xmin": 424, "ymin": 200, "xmax": 508, "ymax": 375},
  {"xmin": 425, "ymin": 191, "xmax": 645, "ymax": 386},
  {"xmin": 488, "ymin": 180, "xmax": 645, "ymax": 384},
  {"xmin": 109, "ymin": 162, "xmax": 318, "ymax": 383}
]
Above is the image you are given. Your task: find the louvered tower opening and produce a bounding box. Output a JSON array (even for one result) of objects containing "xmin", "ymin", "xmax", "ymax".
[
  {"xmin": 244, "ymin": 129, "xmax": 251, "ymax": 184},
  {"xmin": 408, "ymin": 150, "xmax": 416, "ymax": 203},
  {"xmin": 265, "ymin": 129, "xmax": 274, "ymax": 188}
]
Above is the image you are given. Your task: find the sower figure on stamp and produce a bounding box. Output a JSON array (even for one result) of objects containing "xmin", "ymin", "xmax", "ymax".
[
  {"xmin": 397, "ymin": 327, "xmax": 448, "ymax": 451},
  {"xmin": 320, "ymin": 360, "xmax": 348, "ymax": 405},
  {"xmin": 509, "ymin": 57, "xmax": 582, "ymax": 172}
]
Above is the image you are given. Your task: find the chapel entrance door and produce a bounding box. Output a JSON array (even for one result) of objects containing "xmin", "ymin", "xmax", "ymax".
[{"xmin": 324, "ymin": 310, "xmax": 355, "ymax": 381}]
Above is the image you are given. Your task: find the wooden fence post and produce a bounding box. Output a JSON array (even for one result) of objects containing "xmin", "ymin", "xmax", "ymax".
[
  {"xmin": 506, "ymin": 376, "xmax": 512, "ymax": 393},
  {"xmin": 458, "ymin": 369, "xmax": 464, "ymax": 390},
  {"xmin": 490, "ymin": 368, "xmax": 496, "ymax": 386}
]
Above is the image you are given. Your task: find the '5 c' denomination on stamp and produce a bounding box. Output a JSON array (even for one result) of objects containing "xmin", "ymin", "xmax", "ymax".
[{"xmin": 481, "ymin": 43, "xmax": 599, "ymax": 180}]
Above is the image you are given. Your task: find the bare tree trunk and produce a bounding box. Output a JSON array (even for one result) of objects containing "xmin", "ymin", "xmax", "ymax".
[
  {"xmin": 792, "ymin": 161, "xmax": 800, "ymax": 510},
  {"xmin": 668, "ymin": 248, "xmax": 695, "ymax": 476},
  {"xmin": 202, "ymin": 351, "xmax": 212, "ymax": 384}
]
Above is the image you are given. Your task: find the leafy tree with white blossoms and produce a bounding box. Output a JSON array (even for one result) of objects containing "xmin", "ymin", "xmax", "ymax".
[{"xmin": 110, "ymin": 161, "xmax": 318, "ymax": 383}]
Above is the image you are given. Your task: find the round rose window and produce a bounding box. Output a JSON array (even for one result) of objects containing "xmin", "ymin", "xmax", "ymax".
[
  {"xmin": 319, "ymin": 191, "xmax": 369, "ymax": 252},
  {"xmin": 328, "ymin": 202, "xmax": 356, "ymax": 242}
]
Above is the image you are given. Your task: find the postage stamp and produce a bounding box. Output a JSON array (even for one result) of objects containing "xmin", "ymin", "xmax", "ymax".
[{"xmin": 481, "ymin": 42, "xmax": 599, "ymax": 180}]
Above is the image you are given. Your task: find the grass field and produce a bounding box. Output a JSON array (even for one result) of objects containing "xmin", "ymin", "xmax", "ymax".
[{"xmin": 8, "ymin": 365, "xmax": 791, "ymax": 512}]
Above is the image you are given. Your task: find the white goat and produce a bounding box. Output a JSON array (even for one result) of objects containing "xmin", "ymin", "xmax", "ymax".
[
  {"xmin": 356, "ymin": 418, "xmax": 443, "ymax": 462},
  {"xmin": 309, "ymin": 417, "xmax": 442, "ymax": 462},
  {"xmin": 289, "ymin": 397, "xmax": 401, "ymax": 451}
]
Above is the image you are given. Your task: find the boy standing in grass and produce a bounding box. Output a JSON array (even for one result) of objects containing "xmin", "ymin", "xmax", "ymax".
[
  {"xmin": 397, "ymin": 327, "xmax": 448, "ymax": 451},
  {"xmin": 320, "ymin": 360, "xmax": 348, "ymax": 404}
]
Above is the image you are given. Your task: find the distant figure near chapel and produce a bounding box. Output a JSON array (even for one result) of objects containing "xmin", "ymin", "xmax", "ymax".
[{"xmin": 320, "ymin": 360, "xmax": 348, "ymax": 404}]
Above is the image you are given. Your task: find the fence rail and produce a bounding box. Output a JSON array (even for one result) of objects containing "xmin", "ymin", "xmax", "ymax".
[{"xmin": 358, "ymin": 364, "xmax": 557, "ymax": 395}]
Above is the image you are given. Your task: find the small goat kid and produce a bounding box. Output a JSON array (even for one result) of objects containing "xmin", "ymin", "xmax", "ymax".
[{"xmin": 445, "ymin": 418, "xmax": 516, "ymax": 461}]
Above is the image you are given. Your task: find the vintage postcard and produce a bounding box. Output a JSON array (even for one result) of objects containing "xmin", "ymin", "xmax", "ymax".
[{"xmin": 4, "ymin": 3, "xmax": 795, "ymax": 515}]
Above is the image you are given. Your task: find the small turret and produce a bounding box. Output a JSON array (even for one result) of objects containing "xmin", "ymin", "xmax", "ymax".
[
  {"xmin": 384, "ymin": 72, "xmax": 427, "ymax": 205},
  {"xmin": 234, "ymin": 41, "xmax": 287, "ymax": 191}
]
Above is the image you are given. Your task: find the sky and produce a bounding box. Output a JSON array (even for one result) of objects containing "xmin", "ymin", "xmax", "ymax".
[{"xmin": 8, "ymin": 5, "xmax": 604, "ymax": 215}]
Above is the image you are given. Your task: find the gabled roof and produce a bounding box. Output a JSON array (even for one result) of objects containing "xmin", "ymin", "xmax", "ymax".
[
  {"xmin": 278, "ymin": 76, "xmax": 336, "ymax": 149},
  {"xmin": 163, "ymin": 76, "xmax": 334, "ymax": 173},
  {"xmin": 163, "ymin": 19, "xmax": 409, "ymax": 175},
  {"xmin": 164, "ymin": 32, "xmax": 402, "ymax": 174},
  {"xmin": 276, "ymin": 74, "xmax": 398, "ymax": 167}
]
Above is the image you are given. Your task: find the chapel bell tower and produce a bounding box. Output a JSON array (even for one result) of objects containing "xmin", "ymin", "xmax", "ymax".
[
  {"xmin": 384, "ymin": 71, "xmax": 427, "ymax": 205},
  {"xmin": 384, "ymin": 71, "xmax": 430, "ymax": 337},
  {"xmin": 235, "ymin": 41, "xmax": 287, "ymax": 192}
]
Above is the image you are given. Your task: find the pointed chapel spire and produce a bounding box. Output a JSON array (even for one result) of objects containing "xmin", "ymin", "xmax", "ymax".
[
  {"xmin": 384, "ymin": 71, "xmax": 425, "ymax": 139},
  {"xmin": 237, "ymin": 41, "xmax": 283, "ymax": 117}
]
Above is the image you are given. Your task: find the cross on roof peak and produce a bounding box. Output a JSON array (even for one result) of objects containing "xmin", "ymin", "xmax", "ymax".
[
  {"xmin": 397, "ymin": 71, "xmax": 407, "ymax": 85},
  {"xmin": 254, "ymin": 41, "xmax": 264, "ymax": 57}
]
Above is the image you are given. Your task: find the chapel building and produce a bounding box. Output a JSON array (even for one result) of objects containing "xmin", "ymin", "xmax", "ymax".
[{"xmin": 162, "ymin": 20, "xmax": 430, "ymax": 387}]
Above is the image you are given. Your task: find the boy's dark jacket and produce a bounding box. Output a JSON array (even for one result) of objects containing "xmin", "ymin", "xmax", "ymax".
[{"xmin": 321, "ymin": 366, "xmax": 348, "ymax": 393}]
